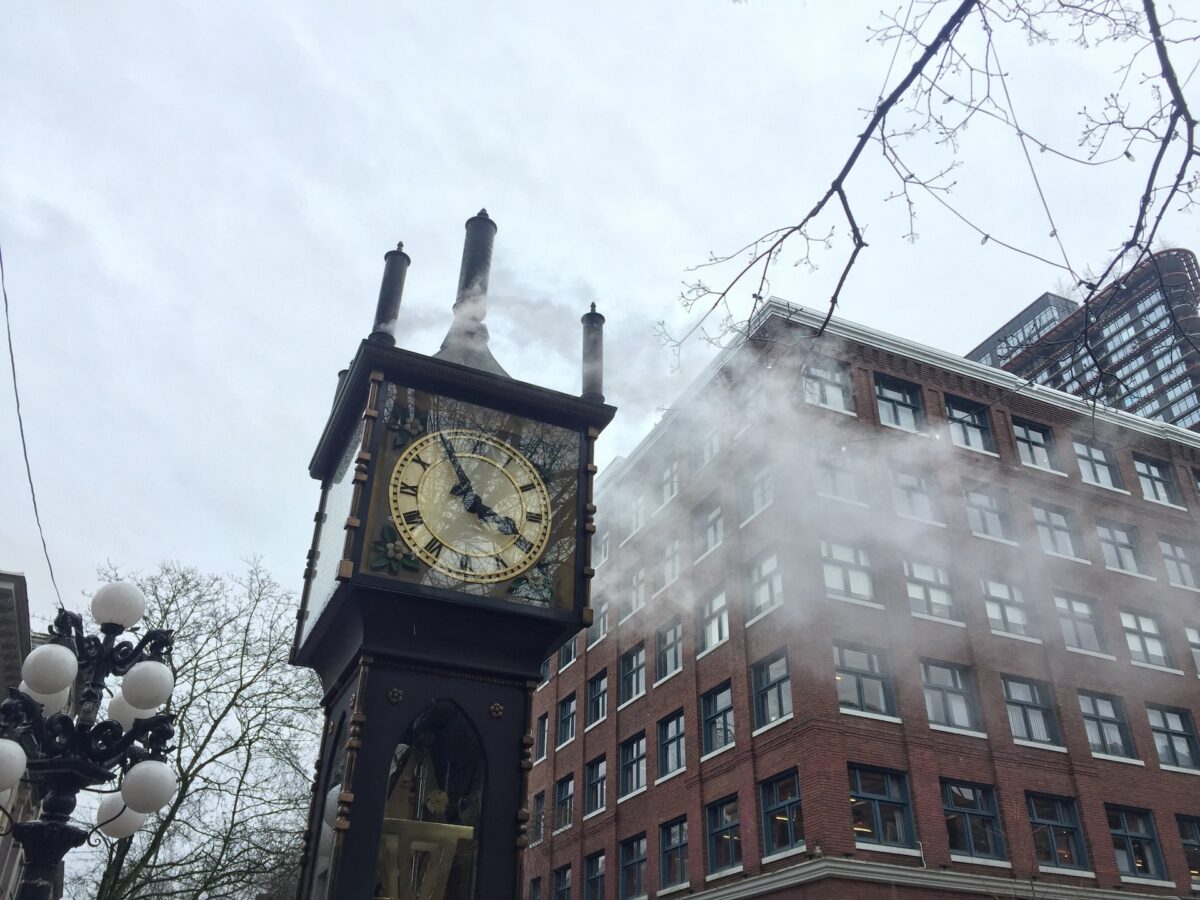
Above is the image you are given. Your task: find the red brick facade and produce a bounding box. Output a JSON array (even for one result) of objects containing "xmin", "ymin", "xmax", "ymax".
[{"xmin": 522, "ymin": 305, "xmax": 1200, "ymax": 900}]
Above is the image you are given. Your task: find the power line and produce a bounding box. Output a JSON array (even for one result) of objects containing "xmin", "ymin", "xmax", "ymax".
[{"xmin": 0, "ymin": 238, "xmax": 64, "ymax": 609}]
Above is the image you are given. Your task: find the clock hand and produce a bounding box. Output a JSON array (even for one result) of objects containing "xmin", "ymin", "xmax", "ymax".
[
  {"xmin": 439, "ymin": 433, "xmax": 477, "ymax": 505},
  {"xmin": 475, "ymin": 504, "xmax": 519, "ymax": 535}
]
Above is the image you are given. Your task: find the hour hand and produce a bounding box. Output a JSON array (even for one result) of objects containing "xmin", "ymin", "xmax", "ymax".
[
  {"xmin": 476, "ymin": 504, "xmax": 519, "ymax": 535},
  {"xmin": 439, "ymin": 433, "xmax": 474, "ymax": 496}
]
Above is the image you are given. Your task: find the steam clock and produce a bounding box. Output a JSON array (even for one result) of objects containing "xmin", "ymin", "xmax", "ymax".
[{"xmin": 291, "ymin": 211, "xmax": 614, "ymax": 899}]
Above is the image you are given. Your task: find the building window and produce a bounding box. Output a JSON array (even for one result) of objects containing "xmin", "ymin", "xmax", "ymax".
[
  {"xmin": 891, "ymin": 467, "xmax": 941, "ymax": 521},
  {"xmin": 698, "ymin": 428, "xmax": 720, "ymax": 469},
  {"xmin": 964, "ymin": 482, "xmax": 1013, "ymax": 540},
  {"xmin": 1027, "ymin": 794, "xmax": 1087, "ymax": 869},
  {"xmin": 587, "ymin": 671, "xmax": 608, "ymax": 725},
  {"xmin": 532, "ymin": 792, "xmax": 545, "ymax": 843},
  {"xmin": 741, "ymin": 460, "xmax": 774, "ymax": 521},
  {"xmin": 627, "ymin": 494, "xmax": 646, "ymax": 538},
  {"xmin": 761, "ymin": 771, "xmax": 805, "ymax": 854},
  {"xmin": 660, "ymin": 818, "xmax": 688, "ymax": 888},
  {"xmin": 1074, "ymin": 438, "xmax": 1122, "ymax": 489},
  {"xmin": 656, "ymin": 620, "xmax": 683, "ymax": 681},
  {"xmin": 530, "ymin": 877, "xmax": 542, "ymax": 900},
  {"xmin": 1135, "ymin": 455, "xmax": 1182, "ymax": 504},
  {"xmin": 555, "ymin": 775, "xmax": 575, "ymax": 830},
  {"xmin": 752, "ymin": 651, "xmax": 792, "ymax": 727},
  {"xmin": 984, "ymin": 578, "xmax": 1030, "ymax": 637},
  {"xmin": 553, "ymin": 865, "xmax": 571, "ymax": 900},
  {"xmin": 1121, "ymin": 611, "xmax": 1170, "ymax": 667},
  {"xmin": 941, "ymin": 781, "xmax": 1004, "ymax": 860},
  {"xmin": 946, "ymin": 395, "xmax": 995, "ymax": 451},
  {"xmin": 619, "ymin": 834, "xmax": 646, "ymax": 900},
  {"xmin": 1107, "ymin": 806, "xmax": 1165, "ymax": 879},
  {"xmin": 585, "ymin": 756, "xmax": 606, "ymax": 814},
  {"xmin": 904, "ymin": 559, "xmax": 956, "ymax": 620},
  {"xmin": 587, "ymin": 600, "xmax": 608, "ymax": 645},
  {"xmin": 1079, "ymin": 691, "xmax": 1134, "ymax": 758},
  {"xmin": 875, "ymin": 374, "xmax": 924, "ymax": 431},
  {"xmin": 1178, "ymin": 816, "xmax": 1200, "ymax": 882},
  {"xmin": 1013, "ymin": 419, "xmax": 1059, "ymax": 470},
  {"xmin": 804, "ymin": 356, "xmax": 855, "ymax": 412},
  {"xmin": 848, "ymin": 766, "xmax": 913, "ymax": 847},
  {"xmin": 1098, "ymin": 521, "xmax": 1145, "ymax": 573},
  {"xmin": 821, "ymin": 540, "xmax": 874, "ymax": 602},
  {"xmin": 1147, "ymin": 705, "xmax": 1198, "ymax": 769},
  {"xmin": 540, "ymin": 658, "xmax": 550, "ymax": 685},
  {"xmin": 702, "ymin": 682, "xmax": 735, "ymax": 753},
  {"xmin": 583, "ymin": 853, "xmax": 605, "ymax": 900},
  {"xmin": 655, "ymin": 538, "xmax": 680, "ymax": 592},
  {"xmin": 619, "ymin": 645, "xmax": 646, "ymax": 704},
  {"xmin": 559, "ymin": 635, "xmax": 577, "ymax": 670},
  {"xmin": 922, "ymin": 661, "xmax": 979, "ymax": 731},
  {"xmin": 660, "ymin": 459, "xmax": 679, "ymax": 507},
  {"xmin": 816, "ymin": 451, "xmax": 862, "ymax": 503},
  {"xmin": 596, "ymin": 531, "xmax": 611, "ymax": 567},
  {"xmin": 1033, "ymin": 503, "xmax": 1082, "ymax": 557},
  {"xmin": 658, "ymin": 710, "xmax": 686, "ymax": 778},
  {"xmin": 1003, "ymin": 677, "xmax": 1058, "ymax": 744},
  {"xmin": 1056, "ymin": 593, "xmax": 1105, "ymax": 653},
  {"xmin": 1160, "ymin": 536, "xmax": 1199, "ymax": 588},
  {"xmin": 706, "ymin": 796, "xmax": 742, "ymax": 873},
  {"xmin": 692, "ymin": 498, "xmax": 724, "ymax": 561},
  {"xmin": 1188, "ymin": 626, "xmax": 1200, "ymax": 670},
  {"xmin": 557, "ymin": 695, "xmax": 577, "ymax": 747},
  {"xmin": 619, "ymin": 732, "xmax": 647, "ymax": 796},
  {"xmin": 747, "ymin": 552, "xmax": 783, "ymax": 618},
  {"xmin": 698, "ymin": 590, "xmax": 728, "ymax": 652},
  {"xmin": 535, "ymin": 713, "xmax": 548, "ymax": 760},
  {"xmin": 625, "ymin": 568, "xmax": 645, "ymax": 617},
  {"xmin": 834, "ymin": 644, "xmax": 893, "ymax": 716}
]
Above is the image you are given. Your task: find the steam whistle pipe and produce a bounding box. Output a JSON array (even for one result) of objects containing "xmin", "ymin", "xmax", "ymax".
[
  {"xmin": 454, "ymin": 209, "xmax": 498, "ymax": 316},
  {"xmin": 371, "ymin": 242, "xmax": 412, "ymax": 345},
  {"xmin": 581, "ymin": 302, "xmax": 605, "ymax": 403}
]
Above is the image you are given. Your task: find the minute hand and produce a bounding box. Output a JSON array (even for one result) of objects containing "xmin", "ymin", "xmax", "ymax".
[{"xmin": 439, "ymin": 433, "xmax": 474, "ymax": 498}]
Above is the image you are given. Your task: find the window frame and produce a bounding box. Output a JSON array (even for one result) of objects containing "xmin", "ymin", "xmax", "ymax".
[
  {"xmin": 945, "ymin": 395, "xmax": 996, "ymax": 452},
  {"xmin": 848, "ymin": 766, "xmax": 914, "ymax": 848},
  {"xmin": 984, "ymin": 578, "xmax": 1031, "ymax": 637},
  {"xmin": 706, "ymin": 795, "xmax": 742, "ymax": 873},
  {"xmin": 619, "ymin": 732, "xmax": 647, "ymax": 796},
  {"xmin": 619, "ymin": 834, "xmax": 647, "ymax": 900},
  {"xmin": 741, "ymin": 459, "xmax": 774, "ymax": 522},
  {"xmin": 1078, "ymin": 691, "xmax": 1134, "ymax": 758},
  {"xmin": 657, "ymin": 709, "xmax": 686, "ymax": 778},
  {"xmin": 942, "ymin": 780, "xmax": 1005, "ymax": 860},
  {"xmin": 747, "ymin": 551, "xmax": 783, "ymax": 619},
  {"xmin": 587, "ymin": 600, "xmax": 608, "ymax": 645},
  {"xmin": 1012, "ymin": 419, "xmax": 1059, "ymax": 470},
  {"xmin": 890, "ymin": 466, "xmax": 942, "ymax": 522},
  {"xmin": 656, "ymin": 619, "xmax": 683, "ymax": 681},
  {"xmin": 1027, "ymin": 793, "xmax": 1087, "ymax": 870},
  {"xmin": 557, "ymin": 694, "xmax": 577, "ymax": 747},
  {"xmin": 816, "ymin": 450, "xmax": 862, "ymax": 503},
  {"xmin": 619, "ymin": 644, "xmax": 646, "ymax": 704},
  {"xmin": 552, "ymin": 865, "xmax": 571, "ymax": 900},
  {"xmin": 922, "ymin": 660, "xmax": 980, "ymax": 731},
  {"xmin": 1003, "ymin": 676, "xmax": 1059, "ymax": 745},
  {"xmin": 1134, "ymin": 455, "xmax": 1182, "ymax": 505},
  {"xmin": 1160, "ymin": 536, "xmax": 1199, "ymax": 589},
  {"xmin": 1098, "ymin": 520, "xmax": 1146, "ymax": 574},
  {"xmin": 1178, "ymin": 815, "xmax": 1200, "ymax": 883},
  {"xmin": 874, "ymin": 374, "xmax": 925, "ymax": 432},
  {"xmin": 1121, "ymin": 610, "xmax": 1170, "ymax": 667},
  {"xmin": 558, "ymin": 635, "xmax": 577, "ymax": 670},
  {"xmin": 1073, "ymin": 437, "xmax": 1123, "ymax": 489},
  {"xmin": 531, "ymin": 791, "xmax": 545, "ymax": 844},
  {"xmin": 803, "ymin": 356, "xmax": 855, "ymax": 412},
  {"xmin": 698, "ymin": 589, "xmax": 728, "ymax": 653},
  {"xmin": 834, "ymin": 644, "xmax": 894, "ymax": 716},
  {"xmin": 702, "ymin": 682, "xmax": 735, "ymax": 754},
  {"xmin": 821, "ymin": 539, "xmax": 874, "ymax": 602},
  {"xmin": 1147, "ymin": 705, "xmax": 1198, "ymax": 770},
  {"xmin": 752, "ymin": 651, "xmax": 792, "ymax": 728},
  {"xmin": 964, "ymin": 482, "xmax": 1013, "ymax": 541},
  {"xmin": 554, "ymin": 774, "xmax": 575, "ymax": 831},
  {"xmin": 1056, "ymin": 593, "xmax": 1105, "ymax": 653},
  {"xmin": 660, "ymin": 817, "xmax": 689, "ymax": 888},
  {"xmin": 583, "ymin": 852, "xmax": 605, "ymax": 900},
  {"xmin": 1033, "ymin": 503, "xmax": 1082, "ymax": 558},
  {"xmin": 904, "ymin": 559, "xmax": 956, "ymax": 620},
  {"xmin": 587, "ymin": 670, "xmax": 608, "ymax": 725},
  {"xmin": 692, "ymin": 497, "xmax": 724, "ymax": 560},
  {"xmin": 535, "ymin": 713, "xmax": 549, "ymax": 761},
  {"xmin": 585, "ymin": 756, "xmax": 607, "ymax": 814},
  {"xmin": 1106, "ymin": 805, "xmax": 1166, "ymax": 879},
  {"xmin": 760, "ymin": 770, "xmax": 805, "ymax": 855}
]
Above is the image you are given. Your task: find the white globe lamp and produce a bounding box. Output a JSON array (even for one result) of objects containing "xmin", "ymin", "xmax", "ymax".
[
  {"xmin": 96, "ymin": 792, "xmax": 148, "ymax": 839},
  {"xmin": 324, "ymin": 783, "xmax": 341, "ymax": 826},
  {"xmin": 121, "ymin": 661, "xmax": 174, "ymax": 710},
  {"xmin": 91, "ymin": 582, "xmax": 146, "ymax": 629},
  {"xmin": 0, "ymin": 739, "xmax": 26, "ymax": 791},
  {"xmin": 121, "ymin": 760, "xmax": 176, "ymax": 813},
  {"xmin": 107, "ymin": 692, "xmax": 157, "ymax": 731},
  {"xmin": 21, "ymin": 643, "xmax": 78, "ymax": 695},
  {"xmin": 18, "ymin": 681, "xmax": 69, "ymax": 715}
]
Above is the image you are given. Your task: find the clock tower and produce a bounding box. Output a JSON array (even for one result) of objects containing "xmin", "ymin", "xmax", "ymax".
[{"xmin": 291, "ymin": 211, "xmax": 615, "ymax": 899}]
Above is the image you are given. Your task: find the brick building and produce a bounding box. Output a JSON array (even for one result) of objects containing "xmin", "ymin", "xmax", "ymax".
[
  {"xmin": 0, "ymin": 571, "xmax": 36, "ymax": 899},
  {"xmin": 522, "ymin": 301, "xmax": 1200, "ymax": 899}
]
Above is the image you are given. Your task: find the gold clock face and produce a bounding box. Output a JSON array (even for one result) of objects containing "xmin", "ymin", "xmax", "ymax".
[{"xmin": 388, "ymin": 429, "xmax": 553, "ymax": 584}]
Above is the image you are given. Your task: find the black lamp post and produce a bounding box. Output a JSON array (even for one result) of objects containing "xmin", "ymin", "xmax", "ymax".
[{"xmin": 0, "ymin": 583, "xmax": 178, "ymax": 900}]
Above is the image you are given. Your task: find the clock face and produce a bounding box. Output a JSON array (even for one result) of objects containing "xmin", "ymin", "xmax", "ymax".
[{"xmin": 388, "ymin": 429, "xmax": 553, "ymax": 583}]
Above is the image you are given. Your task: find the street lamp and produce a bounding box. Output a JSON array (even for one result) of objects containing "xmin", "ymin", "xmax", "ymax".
[{"xmin": 0, "ymin": 582, "xmax": 178, "ymax": 900}]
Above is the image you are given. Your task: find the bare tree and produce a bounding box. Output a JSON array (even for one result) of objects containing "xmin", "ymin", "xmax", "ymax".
[
  {"xmin": 64, "ymin": 561, "xmax": 320, "ymax": 900},
  {"xmin": 671, "ymin": 0, "xmax": 1197, "ymax": 359}
]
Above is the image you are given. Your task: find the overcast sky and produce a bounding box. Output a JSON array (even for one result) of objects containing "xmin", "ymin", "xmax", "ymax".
[{"xmin": 3, "ymin": 2, "xmax": 1195, "ymax": 625}]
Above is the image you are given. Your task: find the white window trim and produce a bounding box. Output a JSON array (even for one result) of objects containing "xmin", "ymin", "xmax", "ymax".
[
  {"xmin": 618, "ymin": 606, "xmax": 642, "ymax": 626},
  {"xmin": 911, "ymin": 611, "xmax": 966, "ymax": 628},
  {"xmin": 696, "ymin": 637, "xmax": 729, "ymax": 660},
  {"xmin": 929, "ymin": 723, "xmax": 988, "ymax": 740},
  {"xmin": 587, "ymin": 632, "xmax": 607, "ymax": 650},
  {"xmin": 840, "ymin": 708, "xmax": 902, "ymax": 724},
  {"xmin": 1043, "ymin": 550, "xmax": 1092, "ymax": 566},
  {"xmin": 554, "ymin": 736, "xmax": 575, "ymax": 752},
  {"xmin": 699, "ymin": 742, "xmax": 735, "ymax": 763},
  {"xmin": 694, "ymin": 543, "xmax": 722, "ymax": 566},
  {"xmin": 895, "ymin": 512, "xmax": 947, "ymax": 528},
  {"xmin": 1092, "ymin": 752, "xmax": 1144, "ymax": 766},
  {"xmin": 652, "ymin": 668, "xmax": 681, "ymax": 690},
  {"xmin": 855, "ymin": 842, "xmax": 921, "ymax": 856},
  {"xmin": 991, "ymin": 629, "xmax": 1043, "ymax": 645},
  {"xmin": 657, "ymin": 882, "xmax": 691, "ymax": 897},
  {"xmin": 1105, "ymin": 566, "xmax": 1156, "ymax": 582},
  {"xmin": 650, "ymin": 577, "xmax": 679, "ymax": 601},
  {"xmin": 654, "ymin": 766, "xmax": 685, "ymax": 786},
  {"xmin": 1038, "ymin": 866, "xmax": 1095, "ymax": 878},
  {"xmin": 584, "ymin": 715, "xmax": 607, "ymax": 733},
  {"xmin": 1168, "ymin": 580, "xmax": 1200, "ymax": 594},
  {"xmin": 1160, "ymin": 764, "xmax": 1200, "ymax": 776},
  {"xmin": 618, "ymin": 526, "xmax": 643, "ymax": 549},
  {"xmin": 582, "ymin": 806, "xmax": 606, "ymax": 821},
  {"xmin": 536, "ymin": 681, "xmax": 549, "ymax": 693},
  {"xmin": 809, "ymin": 400, "xmax": 857, "ymax": 418},
  {"xmin": 953, "ymin": 444, "xmax": 1000, "ymax": 459},
  {"xmin": 705, "ymin": 865, "xmax": 744, "ymax": 882},
  {"xmin": 1020, "ymin": 461, "xmax": 1068, "ymax": 477},
  {"xmin": 880, "ymin": 421, "xmax": 925, "ymax": 437},
  {"xmin": 1013, "ymin": 738, "xmax": 1067, "ymax": 753},
  {"xmin": 552, "ymin": 823, "xmax": 572, "ymax": 836},
  {"xmin": 761, "ymin": 845, "xmax": 808, "ymax": 865},
  {"xmin": 745, "ymin": 602, "xmax": 781, "ymax": 630},
  {"xmin": 1144, "ymin": 495, "xmax": 1188, "ymax": 512},
  {"xmin": 950, "ymin": 854, "xmax": 1011, "ymax": 868},
  {"xmin": 1065, "ymin": 646, "xmax": 1116, "ymax": 661},
  {"xmin": 617, "ymin": 785, "xmax": 648, "ymax": 803},
  {"xmin": 829, "ymin": 594, "xmax": 885, "ymax": 611},
  {"xmin": 652, "ymin": 494, "xmax": 676, "ymax": 517},
  {"xmin": 1120, "ymin": 876, "xmax": 1176, "ymax": 888},
  {"xmin": 1083, "ymin": 478, "xmax": 1131, "ymax": 496},
  {"xmin": 558, "ymin": 658, "xmax": 576, "ymax": 675},
  {"xmin": 1130, "ymin": 660, "xmax": 1184, "ymax": 676},
  {"xmin": 752, "ymin": 713, "xmax": 794, "ymax": 737},
  {"xmin": 816, "ymin": 491, "xmax": 870, "ymax": 509},
  {"xmin": 739, "ymin": 502, "xmax": 773, "ymax": 529},
  {"xmin": 616, "ymin": 691, "xmax": 645, "ymax": 712},
  {"xmin": 972, "ymin": 532, "xmax": 1020, "ymax": 547}
]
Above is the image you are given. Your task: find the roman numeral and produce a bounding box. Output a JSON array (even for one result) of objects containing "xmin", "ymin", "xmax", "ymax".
[
  {"xmin": 493, "ymin": 554, "xmax": 507, "ymax": 570},
  {"xmin": 424, "ymin": 537, "xmax": 443, "ymax": 557},
  {"xmin": 515, "ymin": 536, "xmax": 534, "ymax": 553},
  {"xmin": 526, "ymin": 511, "xmax": 543, "ymax": 524},
  {"xmin": 403, "ymin": 510, "xmax": 422, "ymax": 526},
  {"xmin": 458, "ymin": 554, "xmax": 472, "ymax": 571},
  {"xmin": 519, "ymin": 483, "xmax": 536, "ymax": 493},
  {"xmin": 397, "ymin": 482, "xmax": 418, "ymax": 497},
  {"xmin": 412, "ymin": 454, "xmax": 430, "ymax": 470},
  {"xmin": 471, "ymin": 439, "xmax": 488, "ymax": 455}
]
